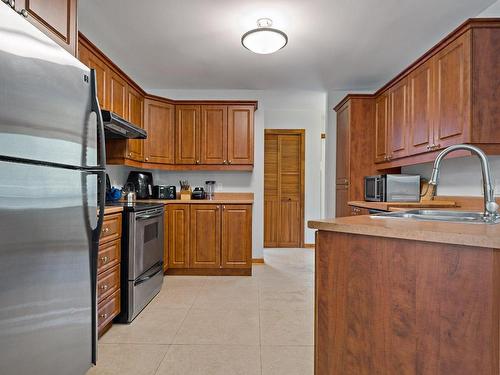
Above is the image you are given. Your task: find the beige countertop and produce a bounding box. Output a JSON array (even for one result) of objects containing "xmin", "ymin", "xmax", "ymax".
[
  {"xmin": 308, "ymin": 214, "xmax": 500, "ymax": 249},
  {"xmin": 130, "ymin": 192, "xmax": 254, "ymax": 205},
  {"xmin": 103, "ymin": 206, "xmax": 123, "ymax": 215},
  {"xmin": 348, "ymin": 200, "xmax": 457, "ymax": 211}
]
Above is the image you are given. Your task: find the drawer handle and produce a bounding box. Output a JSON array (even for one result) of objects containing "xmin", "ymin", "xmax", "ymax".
[
  {"xmin": 101, "ymin": 256, "xmax": 109, "ymax": 264},
  {"xmin": 99, "ymin": 313, "xmax": 108, "ymax": 319},
  {"xmin": 102, "ymin": 227, "xmax": 110, "ymax": 233},
  {"xmin": 100, "ymin": 284, "xmax": 109, "ymax": 290}
]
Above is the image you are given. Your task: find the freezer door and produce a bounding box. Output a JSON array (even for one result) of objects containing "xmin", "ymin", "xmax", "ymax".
[
  {"xmin": 0, "ymin": 5, "xmax": 97, "ymax": 168},
  {"xmin": 0, "ymin": 161, "xmax": 95, "ymax": 375}
]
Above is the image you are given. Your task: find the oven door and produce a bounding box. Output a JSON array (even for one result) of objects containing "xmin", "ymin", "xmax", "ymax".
[{"xmin": 129, "ymin": 208, "xmax": 164, "ymax": 280}]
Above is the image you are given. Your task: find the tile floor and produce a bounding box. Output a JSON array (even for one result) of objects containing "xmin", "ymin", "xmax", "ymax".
[{"xmin": 87, "ymin": 248, "xmax": 314, "ymax": 375}]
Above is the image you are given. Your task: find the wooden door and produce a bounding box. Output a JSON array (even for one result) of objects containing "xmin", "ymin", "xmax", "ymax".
[
  {"xmin": 335, "ymin": 102, "xmax": 350, "ymax": 186},
  {"xmin": 163, "ymin": 210, "xmax": 168, "ymax": 272},
  {"xmin": 109, "ymin": 71, "xmax": 128, "ymax": 118},
  {"xmin": 175, "ymin": 105, "xmax": 201, "ymax": 164},
  {"xmin": 190, "ymin": 205, "xmax": 221, "ymax": 268},
  {"xmin": 335, "ymin": 185, "xmax": 351, "ymax": 218},
  {"xmin": 222, "ymin": 205, "xmax": 252, "ymax": 268},
  {"xmin": 433, "ymin": 32, "xmax": 471, "ymax": 149},
  {"xmin": 264, "ymin": 130, "xmax": 305, "ymax": 248},
  {"xmin": 78, "ymin": 44, "xmax": 109, "ymax": 109},
  {"xmin": 388, "ymin": 78, "xmax": 410, "ymax": 160},
  {"xmin": 126, "ymin": 87, "xmax": 144, "ymax": 162},
  {"xmin": 21, "ymin": 0, "xmax": 77, "ymax": 55},
  {"xmin": 408, "ymin": 60, "xmax": 434, "ymax": 155},
  {"xmin": 144, "ymin": 99, "xmax": 175, "ymax": 164},
  {"xmin": 228, "ymin": 106, "xmax": 254, "ymax": 165},
  {"xmin": 168, "ymin": 205, "xmax": 190, "ymax": 268},
  {"xmin": 374, "ymin": 94, "xmax": 389, "ymax": 163},
  {"xmin": 200, "ymin": 105, "xmax": 227, "ymax": 165}
]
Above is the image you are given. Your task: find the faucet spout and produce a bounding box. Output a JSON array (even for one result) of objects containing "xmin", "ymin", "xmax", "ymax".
[{"xmin": 428, "ymin": 144, "xmax": 499, "ymax": 221}]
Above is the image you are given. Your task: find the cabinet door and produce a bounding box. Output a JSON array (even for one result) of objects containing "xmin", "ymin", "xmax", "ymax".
[
  {"xmin": 388, "ymin": 78, "xmax": 409, "ymax": 160},
  {"xmin": 408, "ymin": 60, "xmax": 434, "ymax": 155},
  {"xmin": 433, "ymin": 32, "xmax": 471, "ymax": 149},
  {"xmin": 190, "ymin": 205, "xmax": 221, "ymax": 268},
  {"xmin": 200, "ymin": 106, "xmax": 227, "ymax": 165},
  {"xmin": 168, "ymin": 205, "xmax": 190, "ymax": 268},
  {"xmin": 222, "ymin": 205, "xmax": 252, "ymax": 268},
  {"xmin": 335, "ymin": 185, "xmax": 350, "ymax": 218},
  {"xmin": 335, "ymin": 102, "xmax": 350, "ymax": 185},
  {"xmin": 78, "ymin": 44, "xmax": 109, "ymax": 109},
  {"xmin": 374, "ymin": 94, "xmax": 389, "ymax": 163},
  {"xmin": 227, "ymin": 106, "xmax": 254, "ymax": 165},
  {"xmin": 109, "ymin": 71, "xmax": 128, "ymax": 118},
  {"xmin": 21, "ymin": 0, "xmax": 77, "ymax": 55},
  {"xmin": 126, "ymin": 87, "xmax": 144, "ymax": 162},
  {"xmin": 163, "ymin": 210, "xmax": 168, "ymax": 272},
  {"xmin": 175, "ymin": 105, "xmax": 201, "ymax": 164},
  {"xmin": 144, "ymin": 99, "xmax": 175, "ymax": 164}
]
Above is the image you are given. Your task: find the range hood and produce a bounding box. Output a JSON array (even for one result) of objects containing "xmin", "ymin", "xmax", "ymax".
[{"xmin": 102, "ymin": 110, "xmax": 147, "ymax": 139}]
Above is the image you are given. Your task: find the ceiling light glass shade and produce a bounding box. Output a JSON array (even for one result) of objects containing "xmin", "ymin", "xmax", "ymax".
[{"xmin": 241, "ymin": 18, "xmax": 288, "ymax": 54}]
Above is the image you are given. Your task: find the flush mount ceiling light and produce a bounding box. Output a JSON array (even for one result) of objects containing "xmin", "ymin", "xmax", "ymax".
[{"xmin": 241, "ymin": 18, "xmax": 288, "ymax": 54}]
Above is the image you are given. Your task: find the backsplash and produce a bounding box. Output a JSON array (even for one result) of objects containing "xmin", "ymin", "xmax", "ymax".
[{"xmin": 402, "ymin": 156, "xmax": 500, "ymax": 196}]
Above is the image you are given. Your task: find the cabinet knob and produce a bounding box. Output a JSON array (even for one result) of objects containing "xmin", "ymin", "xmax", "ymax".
[
  {"xmin": 101, "ymin": 256, "xmax": 109, "ymax": 264},
  {"xmin": 99, "ymin": 313, "xmax": 108, "ymax": 319},
  {"xmin": 228, "ymin": 160, "xmax": 232, "ymax": 165},
  {"xmin": 100, "ymin": 284, "xmax": 109, "ymax": 290},
  {"xmin": 196, "ymin": 160, "xmax": 200, "ymax": 164},
  {"xmin": 223, "ymin": 160, "xmax": 227, "ymax": 164},
  {"xmin": 145, "ymin": 157, "xmax": 149, "ymax": 161},
  {"xmin": 128, "ymin": 152, "xmax": 132, "ymax": 157}
]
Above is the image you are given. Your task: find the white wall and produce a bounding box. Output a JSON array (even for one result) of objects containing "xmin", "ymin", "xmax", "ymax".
[
  {"xmin": 107, "ymin": 90, "xmax": 327, "ymax": 258},
  {"xmin": 478, "ymin": 0, "xmax": 500, "ymax": 16}
]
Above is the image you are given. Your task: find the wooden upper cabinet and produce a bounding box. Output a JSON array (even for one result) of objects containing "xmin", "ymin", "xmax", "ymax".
[
  {"xmin": 109, "ymin": 71, "xmax": 128, "ymax": 118},
  {"xmin": 144, "ymin": 99, "xmax": 175, "ymax": 164},
  {"xmin": 335, "ymin": 103, "xmax": 350, "ymax": 185},
  {"xmin": 168, "ymin": 205, "xmax": 190, "ymax": 268},
  {"xmin": 176, "ymin": 105, "xmax": 201, "ymax": 164},
  {"xmin": 433, "ymin": 32, "xmax": 471, "ymax": 149},
  {"xmin": 20, "ymin": 0, "xmax": 77, "ymax": 55},
  {"xmin": 126, "ymin": 87, "xmax": 144, "ymax": 162},
  {"xmin": 190, "ymin": 205, "xmax": 221, "ymax": 268},
  {"xmin": 408, "ymin": 59, "xmax": 434, "ymax": 155},
  {"xmin": 387, "ymin": 78, "xmax": 410, "ymax": 160},
  {"xmin": 221, "ymin": 205, "xmax": 252, "ymax": 268},
  {"xmin": 374, "ymin": 94, "xmax": 389, "ymax": 163},
  {"xmin": 228, "ymin": 106, "xmax": 254, "ymax": 165},
  {"xmin": 200, "ymin": 106, "xmax": 228, "ymax": 165},
  {"xmin": 78, "ymin": 44, "xmax": 109, "ymax": 109}
]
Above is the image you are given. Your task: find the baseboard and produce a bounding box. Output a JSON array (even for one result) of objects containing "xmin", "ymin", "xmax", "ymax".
[
  {"xmin": 165, "ymin": 268, "xmax": 252, "ymax": 276},
  {"xmin": 252, "ymin": 258, "xmax": 265, "ymax": 264},
  {"xmin": 304, "ymin": 243, "xmax": 315, "ymax": 249}
]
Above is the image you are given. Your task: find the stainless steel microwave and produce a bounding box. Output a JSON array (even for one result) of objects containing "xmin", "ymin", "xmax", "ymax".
[{"xmin": 364, "ymin": 174, "xmax": 420, "ymax": 202}]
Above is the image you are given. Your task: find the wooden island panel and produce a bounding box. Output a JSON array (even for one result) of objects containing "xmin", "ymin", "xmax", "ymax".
[{"xmin": 315, "ymin": 230, "xmax": 499, "ymax": 375}]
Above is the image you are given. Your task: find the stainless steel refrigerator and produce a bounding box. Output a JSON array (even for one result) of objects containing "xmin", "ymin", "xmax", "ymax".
[{"xmin": 0, "ymin": 4, "xmax": 105, "ymax": 374}]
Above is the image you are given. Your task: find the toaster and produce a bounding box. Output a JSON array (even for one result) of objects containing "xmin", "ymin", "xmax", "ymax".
[{"xmin": 153, "ymin": 185, "xmax": 176, "ymax": 199}]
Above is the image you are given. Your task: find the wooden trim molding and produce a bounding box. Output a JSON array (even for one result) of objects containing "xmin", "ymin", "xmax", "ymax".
[
  {"xmin": 252, "ymin": 258, "xmax": 265, "ymax": 264},
  {"xmin": 106, "ymin": 157, "xmax": 253, "ymax": 171}
]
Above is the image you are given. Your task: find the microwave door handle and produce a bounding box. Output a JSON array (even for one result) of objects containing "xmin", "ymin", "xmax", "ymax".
[{"xmin": 374, "ymin": 178, "xmax": 379, "ymax": 199}]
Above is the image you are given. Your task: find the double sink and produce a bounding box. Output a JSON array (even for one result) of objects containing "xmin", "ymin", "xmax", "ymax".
[{"xmin": 372, "ymin": 209, "xmax": 500, "ymax": 224}]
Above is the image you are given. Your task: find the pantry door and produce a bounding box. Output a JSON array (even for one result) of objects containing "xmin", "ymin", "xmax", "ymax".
[{"xmin": 264, "ymin": 129, "xmax": 305, "ymax": 248}]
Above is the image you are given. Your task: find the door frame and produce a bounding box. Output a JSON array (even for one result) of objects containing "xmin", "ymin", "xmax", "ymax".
[{"xmin": 264, "ymin": 129, "xmax": 305, "ymax": 248}]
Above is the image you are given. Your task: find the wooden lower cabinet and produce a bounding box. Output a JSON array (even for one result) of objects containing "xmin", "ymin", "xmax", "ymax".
[
  {"xmin": 97, "ymin": 211, "xmax": 122, "ymax": 338},
  {"xmin": 166, "ymin": 203, "xmax": 252, "ymax": 275}
]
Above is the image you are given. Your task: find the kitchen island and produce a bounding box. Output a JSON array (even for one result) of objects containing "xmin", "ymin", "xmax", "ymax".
[{"xmin": 308, "ymin": 215, "xmax": 500, "ymax": 375}]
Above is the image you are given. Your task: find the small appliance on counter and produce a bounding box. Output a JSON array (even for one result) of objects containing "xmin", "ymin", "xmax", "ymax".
[
  {"xmin": 364, "ymin": 174, "xmax": 420, "ymax": 202},
  {"xmin": 179, "ymin": 180, "xmax": 191, "ymax": 200},
  {"xmin": 153, "ymin": 185, "xmax": 176, "ymax": 199},
  {"xmin": 205, "ymin": 180, "xmax": 216, "ymax": 200},
  {"xmin": 191, "ymin": 187, "xmax": 206, "ymax": 200},
  {"xmin": 126, "ymin": 171, "xmax": 153, "ymax": 199}
]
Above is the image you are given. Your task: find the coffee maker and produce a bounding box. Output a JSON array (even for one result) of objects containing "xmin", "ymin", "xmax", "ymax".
[{"xmin": 126, "ymin": 171, "xmax": 153, "ymax": 199}]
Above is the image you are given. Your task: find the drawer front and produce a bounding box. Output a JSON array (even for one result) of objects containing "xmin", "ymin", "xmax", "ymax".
[
  {"xmin": 100, "ymin": 213, "xmax": 122, "ymax": 244},
  {"xmin": 97, "ymin": 289, "xmax": 120, "ymax": 333},
  {"xmin": 97, "ymin": 264, "xmax": 120, "ymax": 303},
  {"xmin": 98, "ymin": 239, "xmax": 121, "ymax": 274}
]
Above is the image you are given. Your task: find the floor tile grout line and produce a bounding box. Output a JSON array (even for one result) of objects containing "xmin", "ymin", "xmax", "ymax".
[{"xmin": 152, "ymin": 344, "xmax": 173, "ymax": 375}]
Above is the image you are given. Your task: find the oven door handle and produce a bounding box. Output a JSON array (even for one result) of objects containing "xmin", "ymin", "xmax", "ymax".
[
  {"xmin": 135, "ymin": 211, "xmax": 163, "ymax": 221},
  {"xmin": 134, "ymin": 263, "xmax": 163, "ymax": 286}
]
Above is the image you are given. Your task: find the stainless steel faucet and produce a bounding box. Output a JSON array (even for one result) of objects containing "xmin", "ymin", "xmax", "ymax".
[{"xmin": 428, "ymin": 144, "xmax": 499, "ymax": 222}]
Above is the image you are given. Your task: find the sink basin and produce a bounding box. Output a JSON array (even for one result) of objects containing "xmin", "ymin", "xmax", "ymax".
[{"xmin": 371, "ymin": 209, "xmax": 500, "ymax": 224}]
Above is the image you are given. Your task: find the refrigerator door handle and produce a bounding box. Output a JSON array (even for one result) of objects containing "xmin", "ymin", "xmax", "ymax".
[{"xmin": 90, "ymin": 69, "xmax": 106, "ymax": 169}]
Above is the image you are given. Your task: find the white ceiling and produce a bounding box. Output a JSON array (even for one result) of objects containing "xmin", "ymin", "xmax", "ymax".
[{"xmin": 79, "ymin": 0, "xmax": 495, "ymax": 91}]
